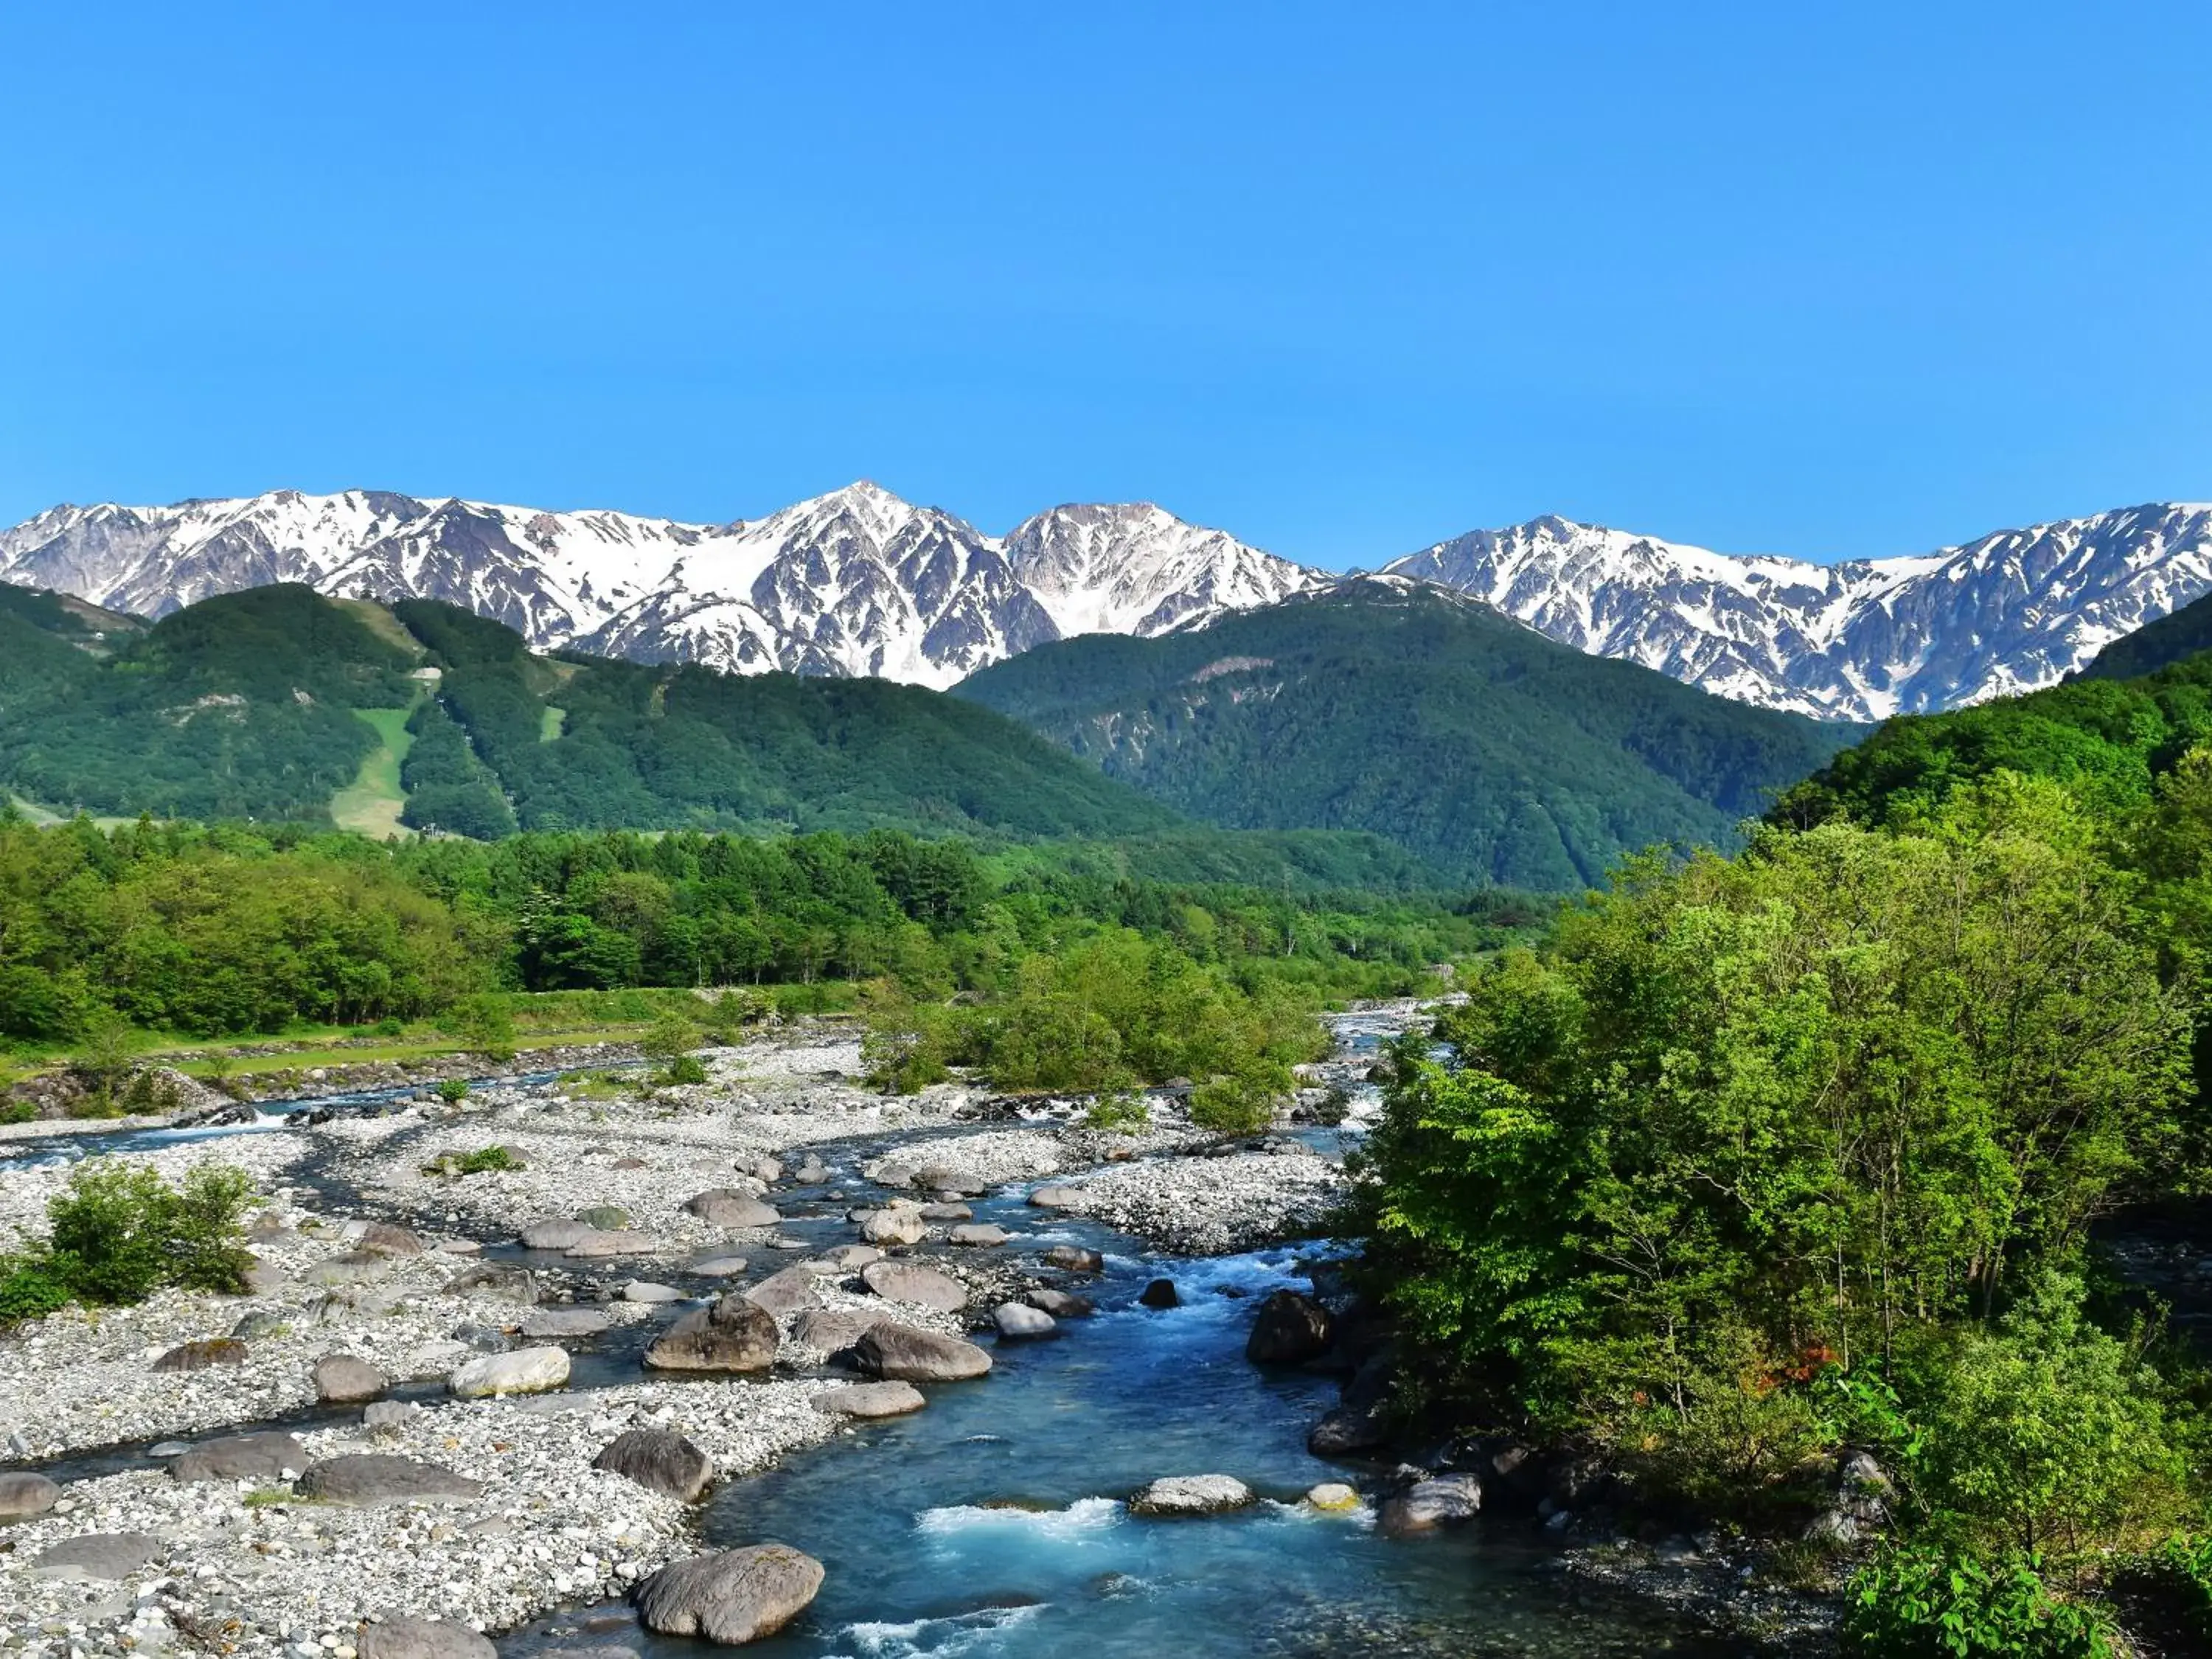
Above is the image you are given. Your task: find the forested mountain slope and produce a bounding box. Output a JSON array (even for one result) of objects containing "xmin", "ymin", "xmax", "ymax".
[{"xmin": 955, "ymin": 578, "xmax": 1857, "ymax": 887}]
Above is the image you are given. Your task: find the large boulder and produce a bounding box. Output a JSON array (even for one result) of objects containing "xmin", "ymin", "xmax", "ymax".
[
  {"xmin": 1138, "ymin": 1279, "xmax": 1180, "ymax": 1309},
  {"xmin": 449, "ymin": 1345, "xmax": 569, "ymax": 1398},
  {"xmin": 688, "ymin": 1190, "xmax": 780, "ymax": 1230},
  {"xmin": 1041, "ymin": 1245, "xmax": 1103, "ymax": 1273},
  {"xmin": 1024, "ymin": 1288, "xmax": 1094, "ymax": 1318},
  {"xmin": 633, "ymin": 1543, "xmax": 825, "ymax": 1644},
  {"xmin": 0, "ymin": 1471, "xmax": 62, "ymax": 1520},
  {"xmin": 860, "ymin": 1208, "xmax": 925, "ymax": 1246},
  {"xmin": 740, "ymin": 1265, "xmax": 821, "ymax": 1318},
  {"xmin": 1128, "ymin": 1475, "xmax": 1254, "ymax": 1516},
  {"xmin": 1027, "ymin": 1184, "xmax": 1091, "ymax": 1211},
  {"xmin": 813, "ymin": 1382, "xmax": 926, "ymax": 1419},
  {"xmin": 521, "ymin": 1217, "xmax": 593, "ymax": 1251},
  {"xmin": 152, "ymin": 1338, "xmax": 248, "ymax": 1371},
  {"xmin": 313, "ymin": 1354, "xmax": 388, "ymax": 1404},
  {"xmin": 445, "ymin": 1263, "xmax": 538, "ymax": 1306},
  {"xmin": 644, "ymin": 1298, "xmax": 779, "ymax": 1373},
  {"xmin": 594, "ymin": 1428, "xmax": 714, "ymax": 1503},
  {"xmin": 294, "ymin": 1455, "xmax": 484, "ymax": 1505},
  {"xmin": 170, "ymin": 1431, "xmax": 310, "ymax": 1484},
  {"xmin": 788, "ymin": 1308, "xmax": 891, "ymax": 1355},
  {"xmin": 1379, "ymin": 1474, "xmax": 1483, "ymax": 1536},
  {"xmin": 566, "ymin": 1228, "xmax": 659, "ymax": 1258},
  {"xmin": 859, "ymin": 1259, "xmax": 966, "ymax": 1312},
  {"xmin": 32, "ymin": 1533, "xmax": 164, "ymax": 1579},
  {"xmin": 853, "ymin": 1324, "xmax": 992, "ymax": 1382},
  {"xmin": 357, "ymin": 1618, "xmax": 498, "ymax": 1659},
  {"xmin": 993, "ymin": 1302, "xmax": 1055, "ymax": 1340},
  {"xmin": 948, "ymin": 1224, "xmax": 1009, "ymax": 1248},
  {"xmin": 734, "ymin": 1155, "xmax": 784, "ymax": 1183},
  {"xmin": 816, "ymin": 1244, "xmax": 880, "ymax": 1270},
  {"xmin": 360, "ymin": 1222, "xmax": 428, "ymax": 1256},
  {"xmin": 1245, "ymin": 1290, "xmax": 1334, "ymax": 1364},
  {"xmin": 519, "ymin": 1307, "xmax": 613, "ymax": 1339},
  {"xmin": 1308, "ymin": 1407, "xmax": 1388, "ymax": 1457}
]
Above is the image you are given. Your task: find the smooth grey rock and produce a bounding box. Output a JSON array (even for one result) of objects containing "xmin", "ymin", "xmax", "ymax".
[
  {"xmin": 1042, "ymin": 1245, "xmax": 1104, "ymax": 1273},
  {"xmin": 813, "ymin": 1381, "xmax": 926, "ymax": 1419},
  {"xmin": 521, "ymin": 1217, "xmax": 593, "ymax": 1251},
  {"xmin": 1024, "ymin": 1288, "xmax": 1095, "ymax": 1318},
  {"xmin": 1028, "ymin": 1183, "xmax": 1091, "ymax": 1211},
  {"xmin": 1379, "ymin": 1473, "xmax": 1483, "ymax": 1535},
  {"xmin": 993, "ymin": 1301, "xmax": 1056, "ymax": 1340},
  {"xmin": 860, "ymin": 1207, "xmax": 925, "ymax": 1246},
  {"xmin": 816, "ymin": 1244, "xmax": 880, "ymax": 1270},
  {"xmin": 791, "ymin": 1158, "xmax": 830, "ymax": 1184},
  {"xmin": 1128, "ymin": 1474, "xmax": 1255, "ymax": 1516},
  {"xmin": 740, "ymin": 1265, "xmax": 821, "ymax": 1318},
  {"xmin": 240, "ymin": 1259, "xmax": 288, "ymax": 1297},
  {"xmin": 519, "ymin": 1307, "xmax": 613, "ymax": 1339},
  {"xmin": 360, "ymin": 1222, "xmax": 428, "ymax": 1256},
  {"xmin": 633, "ymin": 1543, "xmax": 824, "ymax": 1644},
  {"xmin": 686, "ymin": 1254, "xmax": 751, "ymax": 1277},
  {"xmin": 594, "ymin": 1427, "xmax": 714, "ymax": 1503},
  {"xmin": 294, "ymin": 1455, "xmax": 485, "ymax": 1505},
  {"xmin": 171, "ymin": 1431, "xmax": 310, "ymax": 1484},
  {"xmin": 919, "ymin": 1203, "xmax": 972, "ymax": 1222},
  {"xmin": 357, "ymin": 1618, "xmax": 498, "ymax": 1659},
  {"xmin": 1246, "ymin": 1290, "xmax": 1332, "ymax": 1363},
  {"xmin": 566, "ymin": 1228, "xmax": 659, "ymax": 1258},
  {"xmin": 787, "ymin": 1308, "xmax": 891, "ymax": 1354},
  {"xmin": 33, "ymin": 1532, "xmax": 164, "ymax": 1579},
  {"xmin": 948, "ymin": 1223, "xmax": 1009, "ymax": 1247},
  {"xmin": 363, "ymin": 1401, "xmax": 417, "ymax": 1429},
  {"xmin": 853, "ymin": 1324, "xmax": 992, "ymax": 1382},
  {"xmin": 448, "ymin": 1345, "xmax": 569, "ymax": 1397},
  {"xmin": 621, "ymin": 1280, "xmax": 684, "ymax": 1304},
  {"xmin": 859, "ymin": 1259, "xmax": 966, "ymax": 1312},
  {"xmin": 687, "ymin": 1190, "xmax": 780, "ymax": 1230},
  {"xmin": 734, "ymin": 1155, "xmax": 784, "ymax": 1183},
  {"xmin": 445, "ymin": 1262, "xmax": 539, "ymax": 1306},
  {"xmin": 1307, "ymin": 1481, "xmax": 1362, "ymax": 1512},
  {"xmin": 0, "ymin": 1470, "xmax": 62, "ymax": 1520},
  {"xmin": 313, "ymin": 1354, "xmax": 387, "ymax": 1404},
  {"xmin": 644, "ymin": 1298, "xmax": 779, "ymax": 1373}
]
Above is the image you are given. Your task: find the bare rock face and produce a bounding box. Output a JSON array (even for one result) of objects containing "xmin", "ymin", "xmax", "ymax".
[
  {"xmin": 313, "ymin": 1354, "xmax": 388, "ymax": 1404},
  {"xmin": 152, "ymin": 1338, "xmax": 248, "ymax": 1371},
  {"xmin": 1128, "ymin": 1474, "xmax": 1254, "ymax": 1516},
  {"xmin": 632, "ymin": 1543, "xmax": 826, "ymax": 1644},
  {"xmin": 0, "ymin": 1471, "xmax": 63, "ymax": 1520},
  {"xmin": 293, "ymin": 1455, "xmax": 485, "ymax": 1505},
  {"xmin": 853, "ymin": 1324, "xmax": 992, "ymax": 1383},
  {"xmin": 813, "ymin": 1381, "xmax": 926, "ymax": 1419},
  {"xmin": 594, "ymin": 1427, "xmax": 714, "ymax": 1503},
  {"xmin": 170, "ymin": 1431, "xmax": 310, "ymax": 1484},
  {"xmin": 357, "ymin": 1618, "xmax": 498, "ymax": 1659},
  {"xmin": 859, "ymin": 1259, "xmax": 966, "ymax": 1312},
  {"xmin": 1245, "ymin": 1290, "xmax": 1333, "ymax": 1364},
  {"xmin": 644, "ymin": 1297, "xmax": 779, "ymax": 1373}
]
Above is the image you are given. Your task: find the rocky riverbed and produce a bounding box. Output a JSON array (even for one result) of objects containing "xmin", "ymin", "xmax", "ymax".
[{"xmin": 0, "ymin": 1023, "xmax": 1373, "ymax": 1658}]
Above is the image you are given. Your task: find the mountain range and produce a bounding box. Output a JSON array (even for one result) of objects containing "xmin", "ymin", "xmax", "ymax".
[{"xmin": 5, "ymin": 484, "xmax": 2209, "ymax": 722}]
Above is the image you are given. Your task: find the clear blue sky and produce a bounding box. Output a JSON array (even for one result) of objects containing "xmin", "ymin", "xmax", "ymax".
[{"xmin": 4, "ymin": 2, "xmax": 2207, "ymax": 568}]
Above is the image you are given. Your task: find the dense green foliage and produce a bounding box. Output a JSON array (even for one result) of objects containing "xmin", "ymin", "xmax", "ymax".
[
  {"xmin": 1843, "ymin": 1547, "xmax": 2119, "ymax": 1658},
  {"xmin": 0, "ymin": 815, "xmax": 1496, "ymax": 1042},
  {"xmin": 956, "ymin": 579, "xmax": 1859, "ymax": 888},
  {"xmin": 0, "ymin": 1160, "xmax": 254, "ymax": 1321}
]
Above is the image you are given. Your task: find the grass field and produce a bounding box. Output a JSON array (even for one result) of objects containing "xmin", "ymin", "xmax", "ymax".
[
  {"xmin": 540, "ymin": 706, "xmax": 566, "ymax": 742},
  {"xmin": 330, "ymin": 706, "xmax": 415, "ymax": 837}
]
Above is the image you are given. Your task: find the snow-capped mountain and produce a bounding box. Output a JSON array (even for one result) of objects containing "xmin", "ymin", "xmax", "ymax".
[
  {"xmin": 0, "ymin": 482, "xmax": 1316, "ymax": 690},
  {"xmin": 1384, "ymin": 503, "xmax": 2212, "ymax": 720}
]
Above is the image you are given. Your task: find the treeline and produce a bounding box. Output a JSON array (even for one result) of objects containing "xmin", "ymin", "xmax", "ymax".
[
  {"xmin": 0, "ymin": 813, "xmax": 1504, "ymax": 1043},
  {"xmin": 1362, "ymin": 649, "xmax": 2212, "ymax": 1649}
]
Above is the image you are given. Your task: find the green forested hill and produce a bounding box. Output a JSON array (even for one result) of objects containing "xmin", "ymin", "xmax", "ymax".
[
  {"xmin": 954, "ymin": 579, "xmax": 1857, "ymax": 887},
  {"xmin": 2073, "ymin": 588, "xmax": 2212, "ymax": 683}
]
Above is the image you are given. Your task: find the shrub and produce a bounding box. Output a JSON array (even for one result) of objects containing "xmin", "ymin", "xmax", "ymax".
[
  {"xmin": 450, "ymin": 1144, "xmax": 520, "ymax": 1175},
  {"xmin": 1842, "ymin": 1546, "xmax": 2118, "ymax": 1658},
  {"xmin": 446, "ymin": 995, "xmax": 515, "ymax": 1062},
  {"xmin": 665, "ymin": 1053, "xmax": 708, "ymax": 1085},
  {"xmin": 1189, "ymin": 1064, "xmax": 1286, "ymax": 1135},
  {"xmin": 0, "ymin": 1259, "xmax": 72, "ymax": 1323},
  {"xmin": 32, "ymin": 1158, "xmax": 255, "ymax": 1309},
  {"xmin": 1084, "ymin": 1091, "xmax": 1152, "ymax": 1133},
  {"xmin": 166, "ymin": 1165, "xmax": 257, "ymax": 1293},
  {"xmin": 637, "ymin": 1010, "xmax": 698, "ymax": 1074},
  {"xmin": 434, "ymin": 1078, "xmax": 470, "ymax": 1104}
]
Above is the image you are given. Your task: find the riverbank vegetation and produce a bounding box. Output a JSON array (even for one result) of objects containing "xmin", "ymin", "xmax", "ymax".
[{"xmin": 1366, "ymin": 641, "xmax": 2212, "ymax": 1649}]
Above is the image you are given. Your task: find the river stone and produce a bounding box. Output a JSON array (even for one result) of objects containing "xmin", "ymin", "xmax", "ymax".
[
  {"xmin": 949, "ymin": 1223, "xmax": 1009, "ymax": 1247},
  {"xmin": 594, "ymin": 1427, "xmax": 714, "ymax": 1503},
  {"xmin": 295, "ymin": 1455, "xmax": 485, "ymax": 1505},
  {"xmin": 1138, "ymin": 1279, "xmax": 1180, "ymax": 1309},
  {"xmin": 854, "ymin": 1324, "xmax": 992, "ymax": 1382},
  {"xmin": 740, "ymin": 1264, "xmax": 821, "ymax": 1318},
  {"xmin": 152, "ymin": 1338, "xmax": 248, "ymax": 1371},
  {"xmin": 735, "ymin": 1155, "xmax": 784, "ymax": 1183},
  {"xmin": 521, "ymin": 1217, "xmax": 593, "ymax": 1251},
  {"xmin": 622, "ymin": 1280, "xmax": 684, "ymax": 1303},
  {"xmin": 449, "ymin": 1344, "xmax": 570, "ymax": 1397},
  {"xmin": 567, "ymin": 1228, "xmax": 659, "ymax": 1258},
  {"xmin": 520, "ymin": 1307, "xmax": 613, "ymax": 1338},
  {"xmin": 1309, "ymin": 1406, "xmax": 1387, "ymax": 1456},
  {"xmin": 1380, "ymin": 1474, "xmax": 1484, "ymax": 1535},
  {"xmin": 577, "ymin": 1205, "xmax": 632, "ymax": 1230},
  {"xmin": 792, "ymin": 1158, "xmax": 830, "ymax": 1184},
  {"xmin": 453, "ymin": 1321, "xmax": 512, "ymax": 1354},
  {"xmin": 314, "ymin": 1354, "xmax": 388, "ymax": 1404},
  {"xmin": 240, "ymin": 1257, "xmax": 288, "ymax": 1296},
  {"xmin": 918, "ymin": 1202, "xmax": 972, "ymax": 1222},
  {"xmin": 818, "ymin": 1244, "xmax": 880, "ymax": 1270},
  {"xmin": 1129, "ymin": 1474, "xmax": 1255, "ymax": 1516},
  {"xmin": 813, "ymin": 1381, "xmax": 926, "ymax": 1419},
  {"xmin": 1042, "ymin": 1245, "xmax": 1104, "ymax": 1273},
  {"xmin": 364, "ymin": 1400, "xmax": 418, "ymax": 1429},
  {"xmin": 911, "ymin": 1166, "xmax": 984, "ymax": 1197},
  {"xmin": 633, "ymin": 1543, "xmax": 824, "ymax": 1644},
  {"xmin": 171, "ymin": 1430, "xmax": 310, "ymax": 1483},
  {"xmin": 1024, "ymin": 1288, "xmax": 1095, "ymax": 1318},
  {"xmin": 542, "ymin": 1649, "xmax": 638, "ymax": 1659},
  {"xmin": 1307, "ymin": 1482, "xmax": 1362, "ymax": 1512},
  {"xmin": 788, "ymin": 1308, "xmax": 890, "ymax": 1354},
  {"xmin": 644, "ymin": 1298, "xmax": 779, "ymax": 1373},
  {"xmin": 1028, "ymin": 1183, "xmax": 1091, "ymax": 1211},
  {"xmin": 357, "ymin": 1618, "xmax": 498, "ymax": 1659},
  {"xmin": 994, "ymin": 1301, "xmax": 1056, "ymax": 1340},
  {"xmin": 0, "ymin": 1471, "xmax": 62, "ymax": 1520},
  {"xmin": 361, "ymin": 1221, "xmax": 428, "ymax": 1256},
  {"xmin": 33, "ymin": 1532, "xmax": 164, "ymax": 1579},
  {"xmin": 860, "ymin": 1259, "xmax": 967, "ymax": 1312},
  {"xmin": 306, "ymin": 1250, "xmax": 392, "ymax": 1287},
  {"xmin": 1246, "ymin": 1289, "xmax": 1333, "ymax": 1363},
  {"xmin": 445, "ymin": 1262, "xmax": 539, "ymax": 1305},
  {"xmin": 687, "ymin": 1253, "xmax": 751, "ymax": 1277},
  {"xmin": 687, "ymin": 1190, "xmax": 779, "ymax": 1229},
  {"xmin": 860, "ymin": 1208, "xmax": 925, "ymax": 1246},
  {"xmin": 438, "ymin": 1238, "xmax": 482, "ymax": 1255}
]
